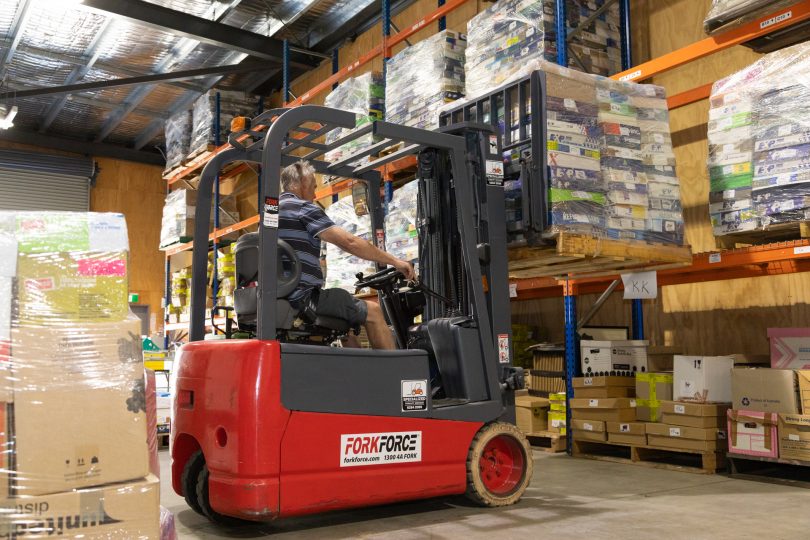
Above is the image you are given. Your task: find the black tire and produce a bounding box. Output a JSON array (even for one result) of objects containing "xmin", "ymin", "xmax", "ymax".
[
  {"xmin": 196, "ymin": 463, "xmax": 247, "ymax": 526},
  {"xmin": 181, "ymin": 450, "xmax": 206, "ymax": 515},
  {"xmin": 465, "ymin": 422, "xmax": 533, "ymax": 507}
]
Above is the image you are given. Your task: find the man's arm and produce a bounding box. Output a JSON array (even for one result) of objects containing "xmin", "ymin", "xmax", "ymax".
[{"xmin": 320, "ymin": 226, "xmax": 415, "ymax": 280}]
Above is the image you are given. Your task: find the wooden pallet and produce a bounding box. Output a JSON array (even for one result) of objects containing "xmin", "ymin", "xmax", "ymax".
[
  {"xmin": 716, "ymin": 221, "xmax": 810, "ymax": 250},
  {"xmin": 509, "ymin": 231, "xmax": 693, "ymax": 279},
  {"xmin": 526, "ymin": 430, "xmax": 566, "ymax": 453},
  {"xmin": 572, "ymin": 439, "xmax": 725, "ymax": 474},
  {"xmin": 727, "ymin": 452, "xmax": 810, "ymax": 488}
]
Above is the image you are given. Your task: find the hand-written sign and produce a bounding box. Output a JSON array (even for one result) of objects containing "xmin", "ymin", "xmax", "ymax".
[{"xmin": 621, "ymin": 271, "xmax": 658, "ymax": 299}]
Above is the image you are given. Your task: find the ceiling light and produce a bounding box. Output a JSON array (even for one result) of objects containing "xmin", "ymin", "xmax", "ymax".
[{"xmin": 0, "ymin": 105, "xmax": 18, "ymax": 130}]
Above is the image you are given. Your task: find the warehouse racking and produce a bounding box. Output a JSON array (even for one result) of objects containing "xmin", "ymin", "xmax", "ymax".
[{"xmin": 160, "ymin": 0, "xmax": 810, "ymax": 455}]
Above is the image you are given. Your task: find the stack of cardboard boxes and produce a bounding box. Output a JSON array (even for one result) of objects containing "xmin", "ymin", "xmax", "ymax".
[
  {"xmin": 0, "ymin": 212, "xmax": 159, "ymax": 536},
  {"xmin": 548, "ymin": 392, "xmax": 567, "ymax": 435},
  {"xmin": 570, "ymin": 376, "xmax": 637, "ymax": 443}
]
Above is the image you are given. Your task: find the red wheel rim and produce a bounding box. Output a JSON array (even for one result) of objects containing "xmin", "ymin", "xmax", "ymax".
[{"xmin": 478, "ymin": 434, "xmax": 526, "ymax": 496}]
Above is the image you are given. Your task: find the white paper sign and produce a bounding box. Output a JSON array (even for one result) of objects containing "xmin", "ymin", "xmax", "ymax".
[
  {"xmin": 621, "ymin": 271, "xmax": 657, "ymax": 299},
  {"xmin": 509, "ymin": 283, "xmax": 517, "ymax": 298}
]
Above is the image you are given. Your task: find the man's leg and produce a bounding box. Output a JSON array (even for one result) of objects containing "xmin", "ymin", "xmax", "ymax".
[{"xmin": 363, "ymin": 300, "xmax": 396, "ymax": 350}]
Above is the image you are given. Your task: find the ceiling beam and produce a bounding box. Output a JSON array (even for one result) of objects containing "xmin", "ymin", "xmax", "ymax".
[
  {"xmin": 0, "ymin": 0, "xmax": 34, "ymax": 80},
  {"xmin": 0, "ymin": 61, "xmax": 281, "ymax": 100},
  {"xmin": 39, "ymin": 18, "xmax": 117, "ymax": 132},
  {"xmin": 0, "ymin": 128, "xmax": 164, "ymax": 166},
  {"xmin": 79, "ymin": 0, "xmax": 320, "ymax": 68}
]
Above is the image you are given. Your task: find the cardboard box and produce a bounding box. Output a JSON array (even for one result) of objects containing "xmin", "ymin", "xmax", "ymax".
[
  {"xmin": 606, "ymin": 421, "xmax": 647, "ymax": 445},
  {"xmin": 570, "ymin": 397, "xmax": 637, "ymax": 422},
  {"xmin": 0, "ymin": 475, "xmax": 160, "ymax": 538},
  {"xmin": 797, "ymin": 370, "xmax": 810, "ymax": 413},
  {"xmin": 646, "ymin": 423, "xmax": 727, "ymax": 451},
  {"xmin": 778, "ymin": 413, "xmax": 810, "ymax": 461},
  {"xmin": 571, "ymin": 419, "xmax": 607, "ymax": 442},
  {"xmin": 731, "ymin": 368, "xmax": 799, "ymax": 414},
  {"xmin": 548, "ymin": 411, "xmax": 567, "ymax": 434},
  {"xmin": 674, "ymin": 355, "xmax": 734, "ymax": 402},
  {"xmin": 636, "ymin": 372, "xmax": 673, "ymax": 422},
  {"xmin": 768, "ymin": 328, "xmax": 810, "ymax": 369},
  {"xmin": 727, "ymin": 409, "xmax": 778, "ymax": 457},
  {"xmin": 573, "ymin": 376, "xmax": 635, "ymax": 398},
  {"xmin": 515, "ymin": 395, "xmax": 549, "ymax": 434},
  {"xmin": 580, "ymin": 340, "xmax": 648, "ymax": 376},
  {"xmin": 660, "ymin": 401, "xmax": 730, "ymax": 428}
]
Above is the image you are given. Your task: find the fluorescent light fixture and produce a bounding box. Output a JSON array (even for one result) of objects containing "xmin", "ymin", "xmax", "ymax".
[{"xmin": 0, "ymin": 105, "xmax": 18, "ymax": 130}]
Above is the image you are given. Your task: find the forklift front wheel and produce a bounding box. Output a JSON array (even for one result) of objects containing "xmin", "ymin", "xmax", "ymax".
[{"xmin": 465, "ymin": 422, "xmax": 533, "ymax": 507}]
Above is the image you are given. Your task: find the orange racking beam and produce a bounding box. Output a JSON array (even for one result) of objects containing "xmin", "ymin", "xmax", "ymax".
[
  {"xmin": 164, "ymin": 215, "xmax": 261, "ymax": 256},
  {"xmin": 612, "ymin": 1, "xmax": 810, "ymax": 83},
  {"xmin": 667, "ymin": 82, "xmax": 714, "ymax": 109}
]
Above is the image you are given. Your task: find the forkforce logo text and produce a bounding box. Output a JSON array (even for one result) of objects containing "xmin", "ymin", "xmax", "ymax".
[{"xmin": 340, "ymin": 431, "xmax": 422, "ymax": 467}]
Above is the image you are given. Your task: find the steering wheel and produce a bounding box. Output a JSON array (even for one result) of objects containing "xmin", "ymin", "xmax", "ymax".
[{"xmin": 354, "ymin": 267, "xmax": 403, "ymax": 291}]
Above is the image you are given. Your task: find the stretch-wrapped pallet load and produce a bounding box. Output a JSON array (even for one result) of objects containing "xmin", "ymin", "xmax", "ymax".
[
  {"xmin": 325, "ymin": 197, "xmax": 375, "ymax": 292},
  {"xmin": 386, "ymin": 30, "xmax": 466, "ymax": 129},
  {"xmin": 465, "ymin": 0, "xmax": 623, "ymax": 99},
  {"xmin": 159, "ymin": 188, "xmax": 239, "ymax": 248},
  {"xmin": 163, "ymin": 110, "xmax": 192, "ymax": 173},
  {"xmin": 0, "ymin": 212, "xmax": 160, "ymax": 536},
  {"xmin": 707, "ymin": 41, "xmax": 810, "ymax": 237},
  {"xmin": 704, "ymin": 0, "xmax": 796, "ymax": 35},
  {"xmin": 385, "ymin": 180, "xmax": 419, "ymax": 266},
  {"xmin": 189, "ymin": 90, "xmax": 257, "ymax": 158},
  {"xmin": 324, "ymin": 72, "xmax": 385, "ymax": 168}
]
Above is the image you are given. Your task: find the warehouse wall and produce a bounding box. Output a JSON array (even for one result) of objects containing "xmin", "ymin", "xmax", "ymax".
[{"xmin": 0, "ymin": 139, "xmax": 165, "ymax": 333}]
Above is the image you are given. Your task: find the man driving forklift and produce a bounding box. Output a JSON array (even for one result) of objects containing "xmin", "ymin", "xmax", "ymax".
[{"xmin": 279, "ymin": 160, "xmax": 416, "ymax": 350}]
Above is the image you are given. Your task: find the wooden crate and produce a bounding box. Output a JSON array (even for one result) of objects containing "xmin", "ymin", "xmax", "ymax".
[
  {"xmin": 509, "ymin": 231, "xmax": 693, "ymax": 279},
  {"xmin": 716, "ymin": 221, "xmax": 810, "ymax": 250},
  {"xmin": 572, "ymin": 439, "xmax": 725, "ymax": 474}
]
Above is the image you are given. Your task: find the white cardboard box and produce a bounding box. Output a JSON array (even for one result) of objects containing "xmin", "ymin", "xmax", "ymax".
[
  {"xmin": 580, "ymin": 340, "xmax": 649, "ymax": 376},
  {"xmin": 674, "ymin": 355, "xmax": 735, "ymax": 402}
]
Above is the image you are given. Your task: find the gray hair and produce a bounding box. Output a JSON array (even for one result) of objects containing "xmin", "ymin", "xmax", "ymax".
[{"xmin": 280, "ymin": 160, "xmax": 316, "ymax": 191}]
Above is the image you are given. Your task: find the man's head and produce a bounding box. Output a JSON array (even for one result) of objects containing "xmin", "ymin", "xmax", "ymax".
[{"xmin": 280, "ymin": 160, "xmax": 317, "ymax": 201}]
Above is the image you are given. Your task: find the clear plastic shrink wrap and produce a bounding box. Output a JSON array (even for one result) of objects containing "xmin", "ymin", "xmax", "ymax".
[
  {"xmin": 471, "ymin": 58, "xmax": 684, "ymax": 244},
  {"xmin": 385, "ymin": 180, "xmax": 420, "ymax": 266},
  {"xmin": 189, "ymin": 90, "xmax": 258, "ymax": 157},
  {"xmin": 159, "ymin": 188, "xmax": 238, "ymax": 248},
  {"xmin": 324, "ymin": 72, "xmax": 385, "ymax": 166},
  {"xmin": 385, "ymin": 30, "xmax": 466, "ymax": 129},
  {"xmin": 465, "ymin": 0, "xmax": 622, "ymax": 99},
  {"xmin": 0, "ymin": 212, "xmax": 159, "ymax": 538},
  {"xmin": 708, "ymin": 41, "xmax": 810, "ymax": 236},
  {"xmin": 324, "ymin": 197, "xmax": 376, "ymax": 292},
  {"xmin": 704, "ymin": 0, "xmax": 796, "ymax": 35},
  {"xmin": 163, "ymin": 110, "xmax": 192, "ymax": 172}
]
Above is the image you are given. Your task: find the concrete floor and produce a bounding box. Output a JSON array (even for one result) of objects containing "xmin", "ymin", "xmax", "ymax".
[{"xmin": 160, "ymin": 449, "xmax": 810, "ymax": 539}]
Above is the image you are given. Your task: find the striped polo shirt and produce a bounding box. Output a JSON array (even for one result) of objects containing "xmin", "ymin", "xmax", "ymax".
[{"xmin": 279, "ymin": 191, "xmax": 335, "ymax": 307}]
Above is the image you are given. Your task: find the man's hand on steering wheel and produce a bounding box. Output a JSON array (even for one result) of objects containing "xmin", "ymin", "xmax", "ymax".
[{"xmin": 392, "ymin": 258, "xmax": 416, "ymax": 282}]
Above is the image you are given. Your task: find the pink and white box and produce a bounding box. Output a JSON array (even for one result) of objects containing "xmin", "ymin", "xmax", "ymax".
[
  {"xmin": 727, "ymin": 409, "xmax": 779, "ymax": 458},
  {"xmin": 768, "ymin": 328, "xmax": 810, "ymax": 369}
]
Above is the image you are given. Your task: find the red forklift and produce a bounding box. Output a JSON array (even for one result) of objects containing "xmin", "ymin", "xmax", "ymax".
[{"xmin": 171, "ymin": 105, "xmax": 531, "ymax": 523}]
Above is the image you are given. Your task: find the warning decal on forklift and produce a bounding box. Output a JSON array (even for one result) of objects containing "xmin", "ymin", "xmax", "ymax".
[
  {"xmin": 340, "ymin": 431, "xmax": 422, "ymax": 467},
  {"xmin": 401, "ymin": 380, "xmax": 428, "ymax": 411},
  {"xmin": 485, "ymin": 160, "xmax": 505, "ymax": 186},
  {"xmin": 498, "ymin": 334, "xmax": 510, "ymax": 364},
  {"xmin": 263, "ymin": 196, "xmax": 279, "ymax": 228}
]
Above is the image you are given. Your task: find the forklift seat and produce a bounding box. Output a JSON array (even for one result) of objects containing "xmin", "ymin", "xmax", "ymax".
[{"xmin": 233, "ymin": 232, "xmax": 352, "ymax": 334}]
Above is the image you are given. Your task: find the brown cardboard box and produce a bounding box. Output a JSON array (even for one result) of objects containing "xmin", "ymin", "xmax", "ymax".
[
  {"xmin": 515, "ymin": 395, "xmax": 549, "ymax": 434},
  {"xmin": 778, "ymin": 413, "xmax": 810, "ymax": 461},
  {"xmin": 731, "ymin": 368, "xmax": 799, "ymax": 414},
  {"xmin": 573, "ymin": 376, "xmax": 635, "ymax": 398},
  {"xmin": 646, "ymin": 423, "xmax": 727, "ymax": 451},
  {"xmin": 660, "ymin": 401, "xmax": 730, "ymax": 428},
  {"xmin": 0, "ymin": 475, "xmax": 160, "ymax": 538},
  {"xmin": 606, "ymin": 421, "xmax": 646, "ymax": 445},
  {"xmin": 571, "ymin": 419, "xmax": 607, "ymax": 442},
  {"xmin": 636, "ymin": 372, "xmax": 673, "ymax": 422},
  {"xmin": 570, "ymin": 398, "xmax": 637, "ymax": 422},
  {"xmin": 797, "ymin": 371, "xmax": 810, "ymax": 413}
]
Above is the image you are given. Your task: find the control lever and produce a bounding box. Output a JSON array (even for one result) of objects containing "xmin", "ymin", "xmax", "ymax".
[{"xmin": 500, "ymin": 366, "xmax": 525, "ymax": 391}]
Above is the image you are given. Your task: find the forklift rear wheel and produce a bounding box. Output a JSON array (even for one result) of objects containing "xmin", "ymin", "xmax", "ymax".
[
  {"xmin": 465, "ymin": 422, "xmax": 533, "ymax": 507},
  {"xmin": 196, "ymin": 463, "xmax": 247, "ymax": 526},
  {"xmin": 181, "ymin": 450, "xmax": 205, "ymax": 515}
]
